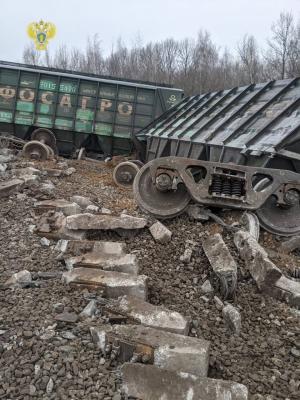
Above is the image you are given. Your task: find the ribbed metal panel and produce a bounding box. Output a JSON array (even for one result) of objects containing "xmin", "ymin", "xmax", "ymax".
[{"xmin": 140, "ymin": 78, "xmax": 300, "ymax": 172}]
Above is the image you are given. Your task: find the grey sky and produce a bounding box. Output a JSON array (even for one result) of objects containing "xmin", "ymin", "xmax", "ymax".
[{"xmin": 1, "ymin": 0, "xmax": 300, "ymax": 62}]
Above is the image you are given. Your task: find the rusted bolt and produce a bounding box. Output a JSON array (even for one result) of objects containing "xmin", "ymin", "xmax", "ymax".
[{"xmin": 155, "ymin": 173, "xmax": 172, "ymax": 191}]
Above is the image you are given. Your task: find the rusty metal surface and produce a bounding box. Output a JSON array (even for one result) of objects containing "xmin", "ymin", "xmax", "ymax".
[
  {"xmin": 133, "ymin": 156, "xmax": 300, "ymax": 236},
  {"xmin": 134, "ymin": 157, "xmax": 300, "ymax": 211},
  {"xmin": 139, "ymin": 78, "xmax": 300, "ymax": 173}
]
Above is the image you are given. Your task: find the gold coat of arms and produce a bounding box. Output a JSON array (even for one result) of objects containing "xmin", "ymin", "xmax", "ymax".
[{"xmin": 27, "ymin": 20, "xmax": 56, "ymax": 50}]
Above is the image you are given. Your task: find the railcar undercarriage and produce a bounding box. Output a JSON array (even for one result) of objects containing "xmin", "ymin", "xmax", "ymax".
[{"xmin": 133, "ymin": 156, "xmax": 300, "ymax": 236}]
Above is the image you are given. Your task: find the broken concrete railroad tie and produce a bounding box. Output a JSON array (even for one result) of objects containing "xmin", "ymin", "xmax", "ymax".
[
  {"xmin": 202, "ymin": 233, "xmax": 237, "ymax": 300},
  {"xmin": 234, "ymin": 230, "xmax": 300, "ymax": 308},
  {"xmin": 65, "ymin": 213, "xmax": 147, "ymax": 231},
  {"xmin": 62, "ymin": 268, "xmax": 147, "ymax": 300},
  {"xmin": 90, "ymin": 324, "xmax": 210, "ymax": 377},
  {"xmin": 122, "ymin": 363, "xmax": 249, "ymax": 400},
  {"xmin": 103, "ymin": 295, "xmax": 190, "ymax": 335},
  {"xmin": 58, "ymin": 240, "xmax": 139, "ymax": 275}
]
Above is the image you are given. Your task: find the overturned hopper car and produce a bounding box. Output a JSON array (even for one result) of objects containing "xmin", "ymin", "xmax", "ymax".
[
  {"xmin": 0, "ymin": 61, "xmax": 183, "ymax": 158},
  {"xmin": 131, "ymin": 77, "xmax": 300, "ymax": 236}
]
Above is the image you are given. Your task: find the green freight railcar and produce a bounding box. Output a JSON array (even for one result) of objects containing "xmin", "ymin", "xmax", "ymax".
[{"xmin": 0, "ymin": 61, "xmax": 183, "ymax": 157}]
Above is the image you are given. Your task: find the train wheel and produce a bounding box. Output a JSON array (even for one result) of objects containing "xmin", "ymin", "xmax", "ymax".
[
  {"xmin": 133, "ymin": 163, "xmax": 191, "ymax": 218},
  {"xmin": 113, "ymin": 161, "xmax": 141, "ymax": 189},
  {"xmin": 23, "ymin": 141, "xmax": 50, "ymax": 161}
]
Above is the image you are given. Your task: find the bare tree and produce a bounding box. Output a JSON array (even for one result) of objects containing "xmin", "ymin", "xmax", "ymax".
[
  {"xmin": 21, "ymin": 11, "xmax": 300, "ymax": 96},
  {"xmin": 265, "ymin": 12, "xmax": 295, "ymax": 79},
  {"xmin": 52, "ymin": 44, "xmax": 70, "ymax": 70},
  {"xmin": 85, "ymin": 34, "xmax": 104, "ymax": 74},
  {"xmin": 237, "ymin": 34, "xmax": 261, "ymax": 83},
  {"xmin": 23, "ymin": 43, "xmax": 42, "ymax": 65}
]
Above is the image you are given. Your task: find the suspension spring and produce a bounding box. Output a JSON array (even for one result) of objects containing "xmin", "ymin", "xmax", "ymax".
[
  {"xmin": 211, "ymin": 176, "xmax": 222, "ymax": 194},
  {"xmin": 222, "ymin": 179, "xmax": 231, "ymax": 195},
  {"xmin": 290, "ymin": 267, "xmax": 300, "ymax": 279},
  {"xmin": 232, "ymin": 180, "xmax": 243, "ymax": 197}
]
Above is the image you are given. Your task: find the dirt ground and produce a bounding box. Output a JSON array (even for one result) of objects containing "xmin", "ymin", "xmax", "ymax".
[{"xmin": 0, "ymin": 158, "xmax": 299, "ymax": 400}]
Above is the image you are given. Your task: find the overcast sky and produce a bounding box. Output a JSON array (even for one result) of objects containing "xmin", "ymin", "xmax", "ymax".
[{"xmin": 1, "ymin": 0, "xmax": 300, "ymax": 62}]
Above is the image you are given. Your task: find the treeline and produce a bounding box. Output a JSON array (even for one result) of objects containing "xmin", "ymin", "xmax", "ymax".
[{"xmin": 23, "ymin": 12, "xmax": 300, "ymax": 95}]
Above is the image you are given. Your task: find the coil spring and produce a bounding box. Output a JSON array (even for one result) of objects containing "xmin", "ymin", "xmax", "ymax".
[
  {"xmin": 211, "ymin": 176, "xmax": 222, "ymax": 194},
  {"xmin": 222, "ymin": 179, "xmax": 231, "ymax": 195},
  {"xmin": 290, "ymin": 267, "xmax": 300, "ymax": 279},
  {"xmin": 232, "ymin": 180, "xmax": 242, "ymax": 197}
]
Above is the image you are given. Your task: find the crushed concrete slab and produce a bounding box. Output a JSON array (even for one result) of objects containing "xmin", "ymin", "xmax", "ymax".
[
  {"xmin": 121, "ymin": 363, "xmax": 249, "ymax": 400},
  {"xmin": 59, "ymin": 240, "xmax": 126, "ymax": 257},
  {"xmin": 56, "ymin": 240, "xmax": 138, "ymax": 274},
  {"xmin": 66, "ymin": 253, "xmax": 139, "ymax": 275},
  {"xmin": 0, "ymin": 179, "xmax": 24, "ymax": 198},
  {"xmin": 264, "ymin": 276, "xmax": 300, "ymax": 309},
  {"xmin": 179, "ymin": 240, "xmax": 196, "ymax": 263},
  {"xmin": 105, "ymin": 295, "xmax": 189, "ymax": 335},
  {"xmin": 64, "ymin": 167, "xmax": 76, "ymax": 176},
  {"xmin": 4, "ymin": 270, "xmax": 32, "ymax": 289},
  {"xmin": 39, "ymin": 181, "xmax": 55, "ymax": 195},
  {"xmin": 0, "ymin": 152, "xmax": 15, "ymax": 163},
  {"xmin": 65, "ymin": 213, "xmax": 147, "ymax": 231},
  {"xmin": 44, "ymin": 169, "xmax": 63, "ymax": 177},
  {"xmin": 11, "ymin": 167, "xmax": 41, "ymax": 177},
  {"xmin": 223, "ymin": 304, "xmax": 242, "ymax": 335},
  {"xmin": 80, "ymin": 300, "xmax": 97, "ymax": 318},
  {"xmin": 62, "ymin": 268, "xmax": 147, "ymax": 300},
  {"xmin": 21, "ymin": 174, "xmax": 40, "ymax": 186},
  {"xmin": 55, "ymin": 312, "xmax": 78, "ymax": 323},
  {"xmin": 186, "ymin": 204, "xmax": 210, "ymax": 221},
  {"xmin": 91, "ymin": 324, "xmax": 210, "ymax": 377},
  {"xmin": 40, "ymin": 237, "xmax": 50, "ymax": 246},
  {"xmin": 34, "ymin": 199, "xmax": 81, "ymax": 216},
  {"xmin": 202, "ymin": 234, "xmax": 237, "ymax": 299},
  {"xmin": 0, "ymin": 163, "xmax": 7, "ymax": 173},
  {"xmin": 36, "ymin": 213, "xmax": 86, "ymax": 240},
  {"xmin": 179, "ymin": 247, "xmax": 193, "ymax": 263},
  {"xmin": 240, "ymin": 212, "xmax": 260, "ymax": 241},
  {"xmin": 201, "ymin": 280, "xmax": 214, "ymax": 294},
  {"xmin": 234, "ymin": 230, "xmax": 282, "ymax": 289},
  {"xmin": 149, "ymin": 221, "xmax": 172, "ymax": 243},
  {"xmin": 202, "ymin": 234, "xmax": 237, "ymax": 278},
  {"xmin": 214, "ymin": 296, "xmax": 224, "ymax": 310},
  {"xmin": 70, "ymin": 195, "xmax": 94, "ymax": 209},
  {"xmin": 86, "ymin": 205, "xmax": 99, "ymax": 213},
  {"xmin": 280, "ymin": 236, "xmax": 300, "ymax": 253}
]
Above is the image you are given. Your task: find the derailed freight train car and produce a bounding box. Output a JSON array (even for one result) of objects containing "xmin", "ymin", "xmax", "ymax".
[
  {"xmin": 0, "ymin": 61, "xmax": 183, "ymax": 157},
  {"xmin": 132, "ymin": 77, "xmax": 300, "ymax": 236}
]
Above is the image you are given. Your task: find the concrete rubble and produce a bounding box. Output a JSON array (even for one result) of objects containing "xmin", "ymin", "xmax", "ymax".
[
  {"xmin": 80, "ymin": 299, "xmax": 97, "ymax": 318},
  {"xmin": 149, "ymin": 221, "xmax": 172, "ymax": 243},
  {"xmin": 104, "ymin": 295, "xmax": 190, "ymax": 335},
  {"xmin": 240, "ymin": 212, "xmax": 260, "ymax": 241},
  {"xmin": 34, "ymin": 199, "xmax": 81, "ymax": 216},
  {"xmin": 222, "ymin": 304, "xmax": 242, "ymax": 335},
  {"xmin": 202, "ymin": 233, "xmax": 237, "ymax": 298},
  {"xmin": 279, "ymin": 235, "xmax": 300, "ymax": 253},
  {"xmin": 90, "ymin": 324, "xmax": 210, "ymax": 377},
  {"xmin": 2, "ymin": 144, "xmax": 300, "ymax": 399},
  {"xmin": 4, "ymin": 270, "xmax": 32, "ymax": 289},
  {"xmin": 234, "ymin": 230, "xmax": 300, "ymax": 308},
  {"xmin": 70, "ymin": 195, "xmax": 95, "ymax": 209},
  {"xmin": 186, "ymin": 204, "xmax": 210, "ymax": 221},
  {"xmin": 59, "ymin": 240, "xmax": 139, "ymax": 274},
  {"xmin": 122, "ymin": 363, "xmax": 249, "ymax": 400},
  {"xmin": 35, "ymin": 212, "xmax": 87, "ymax": 240},
  {"xmin": 179, "ymin": 239, "xmax": 197, "ymax": 263},
  {"xmin": 65, "ymin": 213, "xmax": 148, "ymax": 232},
  {"xmin": 234, "ymin": 230, "xmax": 282, "ymax": 288},
  {"xmin": 0, "ymin": 178, "xmax": 24, "ymax": 198},
  {"xmin": 62, "ymin": 268, "xmax": 148, "ymax": 300}
]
